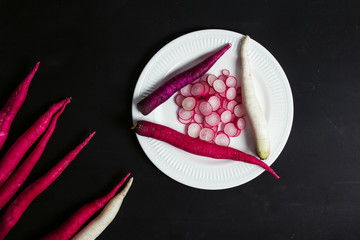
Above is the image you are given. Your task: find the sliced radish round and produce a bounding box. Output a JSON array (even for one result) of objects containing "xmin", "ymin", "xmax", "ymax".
[
  {"xmin": 214, "ymin": 132, "xmax": 230, "ymax": 146},
  {"xmin": 191, "ymin": 82, "xmax": 205, "ymax": 96},
  {"xmin": 193, "ymin": 113, "xmax": 204, "ymax": 123},
  {"xmin": 200, "ymin": 81, "xmax": 210, "ymax": 95},
  {"xmin": 178, "ymin": 108, "xmax": 194, "ymax": 120},
  {"xmin": 236, "ymin": 117, "xmax": 246, "ymax": 130},
  {"xmin": 222, "ymin": 69, "xmax": 230, "ymax": 76},
  {"xmin": 220, "ymin": 110, "xmax": 232, "ymax": 123},
  {"xmin": 213, "ymin": 80, "xmax": 226, "ymax": 93},
  {"xmin": 233, "ymin": 129, "xmax": 241, "ymax": 137},
  {"xmin": 205, "ymin": 112, "xmax": 220, "ymax": 127},
  {"xmin": 187, "ymin": 123, "xmax": 202, "ymax": 138},
  {"xmin": 218, "ymin": 75, "xmax": 227, "ymax": 81},
  {"xmin": 206, "ymin": 74, "xmax": 217, "ymax": 86},
  {"xmin": 175, "ymin": 94, "xmax": 185, "ymax": 107},
  {"xmin": 178, "ymin": 116, "xmax": 192, "ymax": 124},
  {"xmin": 207, "ymin": 95, "xmax": 221, "ymax": 111},
  {"xmin": 180, "ymin": 84, "xmax": 192, "ymax": 97},
  {"xmin": 225, "ymin": 87, "xmax": 237, "ymax": 100},
  {"xmin": 199, "ymin": 101, "xmax": 213, "ymax": 116},
  {"xmin": 234, "ymin": 104, "xmax": 246, "ymax": 117},
  {"xmin": 226, "ymin": 100, "xmax": 238, "ymax": 112},
  {"xmin": 199, "ymin": 128, "xmax": 215, "ymax": 142},
  {"xmin": 182, "ymin": 97, "xmax": 197, "ymax": 111},
  {"xmin": 225, "ymin": 76, "xmax": 237, "ymax": 87},
  {"xmin": 224, "ymin": 123, "xmax": 238, "ymax": 137}
]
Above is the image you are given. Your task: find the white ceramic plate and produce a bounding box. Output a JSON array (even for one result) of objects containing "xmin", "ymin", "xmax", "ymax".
[{"xmin": 132, "ymin": 29, "xmax": 293, "ymax": 190}]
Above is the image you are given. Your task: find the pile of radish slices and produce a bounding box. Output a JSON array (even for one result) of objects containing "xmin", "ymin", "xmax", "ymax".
[{"xmin": 175, "ymin": 69, "xmax": 246, "ymax": 147}]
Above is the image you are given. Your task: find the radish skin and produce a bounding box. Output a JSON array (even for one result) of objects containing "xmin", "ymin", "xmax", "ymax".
[
  {"xmin": 240, "ymin": 35, "xmax": 270, "ymax": 160},
  {"xmin": 41, "ymin": 173, "xmax": 131, "ymax": 240},
  {"xmin": 0, "ymin": 98, "xmax": 70, "ymax": 188},
  {"xmin": 137, "ymin": 44, "xmax": 231, "ymax": 115},
  {"xmin": 70, "ymin": 178, "xmax": 134, "ymax": 240},
  {"xmin": 134, "ymin": 121, "xmax": 279, "ymax": 178},
  {"xmin": 0, "ymin": 62, "xmax": 39, "ymax": 151},
  {"xmin": 0, "ymin": 99, "xmax": 70, "ymax": 210},
  {"xmin": 0, "ymin": 132, "xmax": 96, "ymax": 240}
]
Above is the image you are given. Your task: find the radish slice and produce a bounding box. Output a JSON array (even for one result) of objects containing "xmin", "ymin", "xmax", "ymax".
[
  {"xmin": 214, "ymin": 132, "xmax": 230, "ymax": 146},
  {"xmin": 236, "ymin": 117, "xmax": 246, "ymax": 130},
  {"xmin": 234, "ymin": 104, "xmax": 246, "ymax": 117},
  {"xmin": 224, "ymin": 123, "xmax": 238, "ymax": 137},
  {"xmin": 233, "ymin": 129, "xmax": 241, "ymax": 137},
  {"xmin": 207, "ymin": 95, "xmax": 221, "ymax": 111},
  {"xmin": 222, "ymin": 69, "xmax": 230, "ymax": 76},
  {"xmin": 213, "ymin": 80, "xmax": 226, "ymax": 93},
  {"xmin": 180, "ymin": 84, "xmax": 192, "ymax": 97},
  {"xmin": 205, "ymin": 112, "xmax": 220, "ymax": 127},
  {"xmin": 200, "ymin": 82, "xmax": 210, "ymax": 95},
  {"xmin": 225, "ymin": 76, "xmax": 237, "ymax": 87},
  {"xmin": 199, "ymin": 101, "xmax": 213, "ymax": 116},
  {"xmin": 178, "ymin": 108, "xmax": 194, "ymax": 120},
  {"xmin": 178, "ymin": 116, "xmax": 192, "ymax": 124},
  {"xmin": 226, "ymin": 100, "xmax": 238, "ymax": 112},
  {"xmin": 191, "ymin": 82, "xmax": 205, "ymax": 96},
  {"xmin": 182, "ymin": 97, "xmax": 196, "ymax": 111},
  {"xmin": 175, "ymin": 94, "xmax": 185, "ymax": 107},
  {"xmin": 225, "ymin": 87, "xmax": 237, "ymax": 100},
  {"xmin": 218, "ymin": 75, "xmax": 227, "ymax": 81},
  {"xmin": 193, "ymin": 113, "xmax": 204, "ymax": 124},
  {"xmin": 199, "ymin": 128, "xmax": 215, "ymax": 142},
  {"xmin": 187, "ymin": 123, "xmax": 202, "ymax": 138},
  {"xmin": 220, "ymin": 110, "xmax": 232, "ymax": 123},
  {"xmin": 206, "ymin": 74, "xmax": 217, "ymax": 86}
]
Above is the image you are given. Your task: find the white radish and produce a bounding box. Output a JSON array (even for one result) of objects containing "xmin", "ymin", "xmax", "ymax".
[
  {"xmin": 71, "ymin": 178, "xmax": 133, "ymax": 240},
  {"xmin": 240, "ymin": 35, "xmax": 270, "ymax": 159}
]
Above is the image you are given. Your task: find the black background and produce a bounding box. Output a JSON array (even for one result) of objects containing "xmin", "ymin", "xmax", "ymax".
[{"xmin": 0, "ymin": 0, "xmax": 360, "ymax": 239}]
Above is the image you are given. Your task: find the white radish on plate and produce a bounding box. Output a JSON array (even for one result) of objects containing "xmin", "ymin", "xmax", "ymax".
[{"xmin": 240, "ymin": 35, "xmax": 270, "ymax": 160}]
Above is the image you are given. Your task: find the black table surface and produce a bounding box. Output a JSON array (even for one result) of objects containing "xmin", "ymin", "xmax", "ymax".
[{"xmin": 0, "ymin": 1, "xmax": 359, "ymax": 239}]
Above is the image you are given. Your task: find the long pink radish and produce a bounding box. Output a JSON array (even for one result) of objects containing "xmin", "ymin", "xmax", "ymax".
[
  {"xmin": 0, "ymin": 132, "xmax": 95, "ymax": 240},
  {"xmin": 0, "ymin": 98, "xmax": 69, "ymax": 188},
  {"xmin": 0, "ymin": 62, "xmax": 39, "ymax": 151},
  {"xmin": 0, "ymin": 99, "xmax": 70, "ymax": 210},
  {"xmin": 71, "ymin": 177, "xmax": 133, "ymax": 240},
  {"xmin": 41, "ymin": 173, "xmax": 131, "ymax": 240},
  {"xmin": 134, "ymin": 121, "xmax": 279, "ymax": 178},
  {"xmin": 137, "ymin": 44, "xmax": 231, "ymax": 115}
]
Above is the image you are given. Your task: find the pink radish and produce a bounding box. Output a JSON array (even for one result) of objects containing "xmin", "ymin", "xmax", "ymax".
[
  {"xmin": 220, "ymin": 110, "xmax": 232, "ymax": 123},
  {"xmin": 199, "ymin": 101, "xmax": 212, "ymax": 116},
  {"xmin": 236, "ymin": 117, "xmax": 246, "ymax": 130},
  {"xmin": 226, "ymin": 100, "xmax": 238, "ymax": 112},
  {"xmin": 0, "ymin": 99, "xmax": 70, "ymax": 210},
  {"xmin": 214, "ymin": 132, "xmax": 230, "ymax": 147},
  {"xmin": 137, "ymin": 44, "xmax": 231, "ymax": 115},
  {"xmin": 0, "ymin": 98, "xmax": 70, "ymax": 188},
  {"xmin": 205, "ymin": 112, "xmax": 220, "ymax": 127},
  {"xmin": 233, "ymin": 104, "xmax": 246, "ymax": 117},
  {"xmin": 187, "ymin": 123, "xmax": 202, "ymax": 138},
  {"xmin": 182, "ymin": 97, "xmax": 196, "ymax": 110},
  {"xmin": 199, "ymin": 128, "xmax": 215, "ymax": 142},
  {"xmin": 180, "ymin": 84, "xmax": 193, "ymax": 97},
  {"xmin": 207, "ymin": 95, "xmax": 221, "ymax": 111},
  {"xmin": 40, "ymin": 173, "xmax": 130, "ymax": 240},
  {"xmin": 0, "ymin": 132, "xmax": 96, "ymax": 240},
  {"xmin": 225, "ymin": 87, "xmax": 237, "ymax": 100},
  {"xmin": 193, "ymin": 113, "xmax": 204, "ymax": 124},
  {"xmin": 191, "ymin": 82, "xmax": 205, "ymax": 96},
  {"xmin": 134, "ymin": 121, "xmax": 279, "ymax": 178},
  {"xmin": 178, "ymin": 108, "xmax": 194, "ymax": 120},
  {"xmin": 213, "ymin": 79, "xmax": 226, "ymax": 93},
  {"xmin": 175, "ymin": 94, "xmax": 185, "ymax": 107},
  {"xmin": 224, "ymin": 123, "xmax": 238, "ymax": 137},
  {"xmin": 200, "ymin": 82, "xmax": 210, "ymax": 95},
  {"xmin": 225, "ymin": 76, "xmax": 237, "ymax": 87},
  {"xmin": 206, "ymin": 74, "xmax": 217, "ymax": 86},
  {"xmin": 0, "ymin": 62, "xmax": 39, "ymax": 151},
  {"xmin": 222, "ymin": 69, "xmax": 230, "ymax": 76}
]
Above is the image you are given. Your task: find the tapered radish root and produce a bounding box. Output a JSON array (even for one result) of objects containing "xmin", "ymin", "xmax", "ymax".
[{"xmin": 240, "ymin": 35, "xmax": 270, "ymax": 159}]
